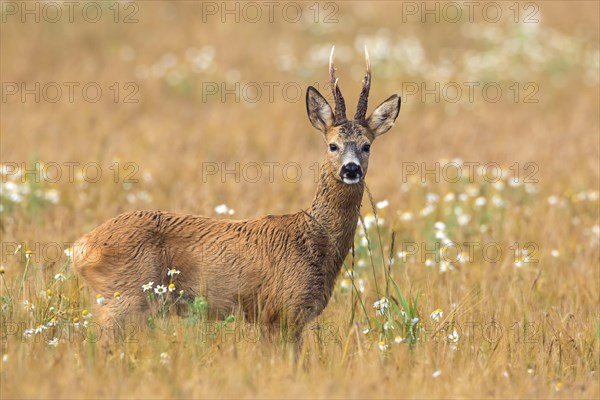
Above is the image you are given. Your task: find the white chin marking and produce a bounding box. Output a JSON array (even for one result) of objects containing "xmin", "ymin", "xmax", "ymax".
[{"xmin": 343, "ymin": 177, "xmax": 360, "ymax": 184}]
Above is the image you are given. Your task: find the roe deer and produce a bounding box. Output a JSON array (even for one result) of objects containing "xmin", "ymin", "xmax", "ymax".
[{"xmin": 73, "ymin": 46, "xmax": 401, "ymax": 341}]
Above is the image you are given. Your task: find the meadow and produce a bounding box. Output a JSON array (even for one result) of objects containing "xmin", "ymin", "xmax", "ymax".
[{"xmin": 1, "ymin": 1, "xmax": 599, "ymax": 398}]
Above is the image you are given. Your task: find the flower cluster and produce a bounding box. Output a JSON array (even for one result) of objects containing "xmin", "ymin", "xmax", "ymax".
[{"xmin": 373, "ymin": 297, "xmax": 389, "ymax": 316}]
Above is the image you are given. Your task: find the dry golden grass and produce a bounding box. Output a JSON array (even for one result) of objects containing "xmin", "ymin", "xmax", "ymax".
[{"xmin": 1, "ymin": 1, "xmax": 599, "ymax": 399}]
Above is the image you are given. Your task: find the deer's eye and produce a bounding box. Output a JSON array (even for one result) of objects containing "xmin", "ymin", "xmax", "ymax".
[
  {"xmin": 362, "ymin": 144, "xmax": 371, "ymax": 153},
  {"xmin": 329, "ymin": 143, "xmax": 339, "ymax": 152}
]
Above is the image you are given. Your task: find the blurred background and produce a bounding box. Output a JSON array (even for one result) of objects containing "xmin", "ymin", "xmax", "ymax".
[{"xmin": 2, "ymin": 1, "xmax": 598, "ymax": 233}]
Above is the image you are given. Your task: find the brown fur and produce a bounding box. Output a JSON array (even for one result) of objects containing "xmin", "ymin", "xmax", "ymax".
[{"xmin": 73, "ymin": 50, "xmax": 401, "ymax": 340}]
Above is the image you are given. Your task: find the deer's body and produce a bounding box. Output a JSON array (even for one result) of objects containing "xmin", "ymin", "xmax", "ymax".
[
  {"xmin": 73, "ymin": 46, "xmax": 401, "ymax": 339},
  {"xmin": 75, "ymin": 169, "xmax": 363, "ymax": 329}
]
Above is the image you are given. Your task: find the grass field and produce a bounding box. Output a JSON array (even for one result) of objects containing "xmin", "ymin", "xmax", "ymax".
[{"xmin": 1, "ymin": 1, "xmax": 599, "ymax": 398}]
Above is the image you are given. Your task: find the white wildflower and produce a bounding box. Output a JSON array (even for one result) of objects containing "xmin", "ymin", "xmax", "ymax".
[
  {"xmin": 508, "ymin": 178, "xmax": 522, "ymax": 187},
  {"xmin": 434, "ymin": 221, "xmax": 446, "ymax": 231},
  {"xmin": 142, "ymin": 281, "xmax": 154, "ymax": 292},
  {"xmin": 439, "ymin": 260, "xmax": 453, "ymax": 273},
  {"xmin": 491, "ymin": 195, "xmax": 505, "ymax": 207},
  {"xmin": 376, "ymin": 199, "xmax": 389, "ymax": 209},
  {"xmin": 426, "ymin": 192, "xmax": 439, "ymax": 203},
  {"xmin": 457, "ymin": 253, "xmax": 469, "ymax": 263},
  {"xmin": 493, "ymin": 181, "xmax": 505, "ymax": 191},
  {"xmin": 447, "ymin": 329, "xmax": 460, "ymax": 343},
  {"xmin": 474, "ymin": 197, "xmax": 487, "ymax": 207},
  {"xmin": 399, "ymin": 212, "xmax": 413, "ymax": 221},
  {"xmin": 443, "ymin": 192, "xmax": 455, "ymax": 202},
  {"xmin": 96, "ymin": 294, "xmax": 105, "ymax": 305},
  {"xmin": 547, "ymin": 195, "xmax": 559, "ymax": 205},
  {"xmin": 435, "ymin": 230, "xmax": 447, "ymax": 240},
  {"xmin": 357, "ymin": 278, "xmax": 366, "ymax": 293},
  {"xmin": 373, "ymin": 297, "xmax": 390, "ymax": 316},
  {"xmin": 340, "ymin": 278, "xmax": 351, "ymax": 290},
  {"xmin": 44, "ymin": 189, "xmax": 60, "ymax": 204},
  {"xmin": 215, "ymin": 204, "xmax": 234, "ymax": 215},
  {"xmin": 420, "ymin": 204, "xmax": 435, "ymax": 216},
  {"xmin": 34, "ymin": 325, "xmax": 47, "ymax": 334},
  {"xmin": 360, "ymin": 236, "xmax": 368, "ymax": 247},
  {"xmin": 363, "ymin": 214, "xmax": 376, "ymax": 229},
  {"xmin": 159, "ymin": 352, "xmax": 170, "ymax": 365},
  {"xmin": 430, "ymin": 309, "xmax": 443, "ymax": 322},
  {"xmin": 457, "ymin": 214, "xmax": 470, "ymax": 226},
  {"xmin": 465, "ymin": 185, "xmax": 479, "ymax": 197}
]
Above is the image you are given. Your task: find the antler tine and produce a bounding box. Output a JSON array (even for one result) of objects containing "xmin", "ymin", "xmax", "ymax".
[
  {"xmin": 328, "ymin": 45, "xmax": 336, "ymax": 95},
  {"xmin": 329, "ymin": 46, "xmax": 347, "ymax": 125},
  {"xmin": 354, "ymin": 45, "xmax": 371, "ymax": 123}
]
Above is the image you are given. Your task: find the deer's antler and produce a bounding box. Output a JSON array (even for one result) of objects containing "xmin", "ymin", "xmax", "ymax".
[
  {"xmin": 354, "ymin": 45, "xmax": 371, "ymax": 123},
  {"xmin": 329, "ymin": 46, "xmax": 347, "ymax": 125}
]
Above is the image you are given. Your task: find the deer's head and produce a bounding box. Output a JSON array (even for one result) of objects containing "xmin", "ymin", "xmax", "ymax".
[{"xmin": 306, "ymin": 46, "xmax": 401, "ymax": 185}]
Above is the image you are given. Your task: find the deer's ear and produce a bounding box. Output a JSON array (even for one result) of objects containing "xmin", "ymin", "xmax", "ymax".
[
  {"xmin": 366, "ymin": 94, "xmax": 401, "ymax": 137},
  {"xmin": 306, "ymin": 86, "xmax": 334, "ymax": 133}
]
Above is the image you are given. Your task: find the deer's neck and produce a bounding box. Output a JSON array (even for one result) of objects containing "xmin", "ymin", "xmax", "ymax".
[{"xmin": 306, "ymin": 167, "xmax": 364, "ymax": 265}]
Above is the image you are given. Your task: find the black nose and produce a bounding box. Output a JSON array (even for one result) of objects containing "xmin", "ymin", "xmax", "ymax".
[
  {"xmin": 341, "ymin": 163, "xmax": 363, "ymax": 180},
  {"xmin": 343, "ymin": 163, "xmax": 360, "ymax": 173}
]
